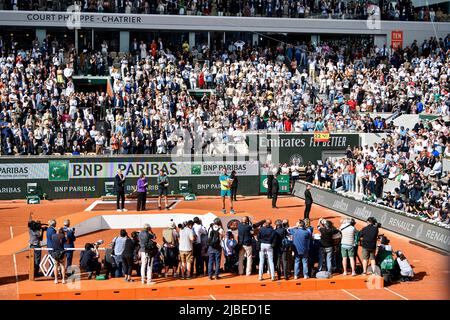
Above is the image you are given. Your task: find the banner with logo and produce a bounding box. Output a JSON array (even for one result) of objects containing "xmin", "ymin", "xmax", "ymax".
[
  {"xmin": 0, "ymin": 160, "xmax": 258, "ymax": 180},
  {"xmin": 260, "ymin": 175, "xmax": 290, "ymax": 193},
  {"xmin": 0, "ymin": 157, "xmax": 260, "ymax": 200},
  {"xmin": 313, "ymin": 132, "xmax": 330, "ymax": 143},
  {"xmin": 292, "ymin": 181, "xmax": 450, "ymax": 252},
  {"xmin": 391, "ymin": 30, "xmax": 403, "ymax": 50},
  {"xmin": 246, "ymin": 133, "xmax": 359, "ymax": 165},
  {"xmin": 0, "ymin": 163, "xmax": 47, "ymax": 180}
]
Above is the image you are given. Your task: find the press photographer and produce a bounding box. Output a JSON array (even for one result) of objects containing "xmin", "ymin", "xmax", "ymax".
[
  {"xmin": 80, "ymin": 240, "xmax": 103, "ymax": 279},
  {"xmin": 28, "ymin": 215, "xmax": 48, "ymax": 277},
  {"xmin": 139, "ymin": 224, "xmax": 158, "ymax": 284},
  {"xmin": 317, "ymin": 218, "xmax": 340, "ymax": 274},
  {"xmin": 360, "ymin": 217, "xmax": 381, "ymax": 275},
  {"xmin": 237, "ymin": 216, "xmax": 253, "ymax": 277}
]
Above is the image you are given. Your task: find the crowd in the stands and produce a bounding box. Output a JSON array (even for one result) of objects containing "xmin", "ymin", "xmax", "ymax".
[
  {"xmin": 2, "ymin": 0, "xmax": 449, "ymax": 22},
  {"xmin": 297, "ymin": 115, "xmax": 450, "ymax": 226},
  {"xmin": 1, "ymin": 31, "xmax": 449, "ymax": 156}
]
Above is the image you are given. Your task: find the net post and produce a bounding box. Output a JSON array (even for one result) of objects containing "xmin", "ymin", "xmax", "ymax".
[{"xmin": 29, "ymin": 248, "xmax": 35, "ymax": 281}]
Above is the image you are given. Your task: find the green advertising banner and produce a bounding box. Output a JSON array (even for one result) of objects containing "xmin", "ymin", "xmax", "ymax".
[
  {"xmin": 419, "ymin": 114, "xmax": 440, "ymax": 122},
  {"xmin": 26, "ymin": 195, "xmax": 41, "ymax": 204},
  {"xmin": 278, "ymin": 175, "xmax": 290, "ymax": 193},
  {"xmin": 260, "ymin": 174, "xmax": 290, "ymax": 193},
  {"xmin": 48, "ymin": 160, "xmax": 70, "ymax": 181},
  {"xmin": 246, "ymin": 133, "xmax": 360, "ymax": 165},
  {"xmin": 184, "ymin": 194, "xmax": 197, "ymax": 201},
  {"xmin": 0, "ymin": 156, "xmax": 260, "ymax": 200}
]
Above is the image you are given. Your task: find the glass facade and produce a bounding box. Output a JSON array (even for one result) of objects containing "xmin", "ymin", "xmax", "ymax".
[{"xmin": 0, "ymin": 27, "xmax": 378, "ymax": 55}]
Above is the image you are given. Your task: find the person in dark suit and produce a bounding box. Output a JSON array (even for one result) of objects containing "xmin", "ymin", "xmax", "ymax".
[
  {"xmin": 230, "ymin": 170, "xmax": 238, "ymax": 201},
  {"xmin": 267, "ymin": 173, "xmax": 274, "ymax": 199},
  {"xmin": 115, "ymin": 169, "xmax": 127, "ymax": 212},
  {"xmin": 304, "ymin": 184, "xmax": 313, "ymax": 220},
  {"xmin": 46, "ymin": 219, "xmax": 57, "ymax": 251},
  {"xmin": 272, "ymin": 175, "xmax": 279, "ymax": 208},
  {"xmin": 374, "ymin": 171, "xmax": 384, "ymax": 198},
  {"xmin": 63, "ymin": 219, "xmax": 76, "ymax": 269}
]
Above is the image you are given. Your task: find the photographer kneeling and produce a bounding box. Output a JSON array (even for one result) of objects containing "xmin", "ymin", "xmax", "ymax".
[
  {"xmin": 360, "ymin": 217, "xmax": 380, "ymax": 275},
  {"xmin": 376, "ymin": 236, "xmax": 395, "ymax": 284},
  {"xmin": 80, "ymin": 242, "xmax": 102, "ymax": 279}
]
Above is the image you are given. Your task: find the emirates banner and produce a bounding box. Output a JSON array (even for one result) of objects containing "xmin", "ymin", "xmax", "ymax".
[{"xmin": 246, "ymin": 133, "xmax": 360, "ymax": 165}]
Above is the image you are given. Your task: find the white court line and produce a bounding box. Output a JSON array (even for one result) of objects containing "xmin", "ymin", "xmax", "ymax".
[
  {"xmin": 84, "ymin": 200, "xmax": 100, "ymax": 211},
  {"xmin": 169, "ymin": 200, "xmax": 181, "ymax": 210},
  {"xmin": 384, "ymin": 287, "xmax": 409, "ymax": 300},
  {"xmin": 209, "ymin": 294, "xmax": 216, "ymax": 300},
  {"xmin": 84, "ymin": 200, "xmax": 154, "ymax": 211},
  {"xmin": 341, "ymin": 289, "xmax": 361, "ymax": 300},
  {"xmin": 10, "ymin": 226, "xmax": 19, "ymax": 297},
  {"xmin": 85, "ymin": 199, "xmax": 181, "ymax": 211}
]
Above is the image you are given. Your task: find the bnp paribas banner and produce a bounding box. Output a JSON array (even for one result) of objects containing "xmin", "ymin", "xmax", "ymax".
[
  {"xmin": 0, "ymin": 159, "xmax": 258, "ymax": 180},
  {"xmin": 0, "ymin": 157, "xmax": 260, "ymax": 200}
]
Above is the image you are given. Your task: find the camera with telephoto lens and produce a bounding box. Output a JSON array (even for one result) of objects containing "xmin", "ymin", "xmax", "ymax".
[
  {"xmin": 252, "ymin": 219, "xmax": 266, "ymax": 229},
  {"xmin": 373, "ymin": 219, "xmax": 382, "ymax": 228},
  {"xmin": 368, "ymin": 217, "xmax": 381, "ymax": 228},
  {"xmin": 28, "ymin": 220, "xmax": 48, "ymax": 232},
  {"xmin": 377, "ymin": 234, "xmax": 386, "ymax": 241},
  {"xmin": 93, "ymin": 240, "xmax": 104, "ymax": 247}
]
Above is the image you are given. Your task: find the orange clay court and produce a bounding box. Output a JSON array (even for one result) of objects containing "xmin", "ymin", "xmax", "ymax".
[{"xmin": 0, "ymin": 195, "xmax": 448, "ymax": 300}]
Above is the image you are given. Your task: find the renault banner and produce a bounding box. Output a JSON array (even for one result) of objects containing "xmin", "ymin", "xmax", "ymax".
[{"xmin": 292, "ymin": 181, "xmax": 450, "ymax": 252}]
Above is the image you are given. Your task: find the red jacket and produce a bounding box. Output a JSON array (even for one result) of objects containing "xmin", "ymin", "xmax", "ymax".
[{"xmin": 284, "ymin": 120, "xmax": 292, "ymax": 132}]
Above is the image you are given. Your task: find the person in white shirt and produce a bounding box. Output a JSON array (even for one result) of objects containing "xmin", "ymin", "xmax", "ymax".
[
  {"xmin": 156, "ymin": 134, "xmax": 168, "ymax": 154},
  {"xmin": 101, "ymin": 41, "xmax": 108, "ymax": 56},
  {"xmin": 192, "ymin": 217, "xmax": 207, "ymax": 276},
  {"xmin": 179, "ymin": 221, "xmax": 196, "ymax": 279},
  {"xmin": 90, "ymin": 125, "xmax": 99, "ymax": 138},
  {"xmin": 395, "ymin": 251, "xmax": 414, "ymax": 281},
  {"xmin": 234, "ymin": 40, "xmax": 245, "ymax": 51},
  {"xmin": 339, "ymin": 218, "xmax": 357, "ymax": 276},
  {"xmin": 63, "ymin": 65, "xmax": 73, "ymax": 79},
  {"xmin": 431, "ymin": 157, "xmax": 443, "ymax": 178},
  {"xmin": 95, "ymin": 132, "xmax": 105, "ymax": 154},
  {"xmin": 355, "ymin": 159, "xmax": 365, "ymax": 194}
]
